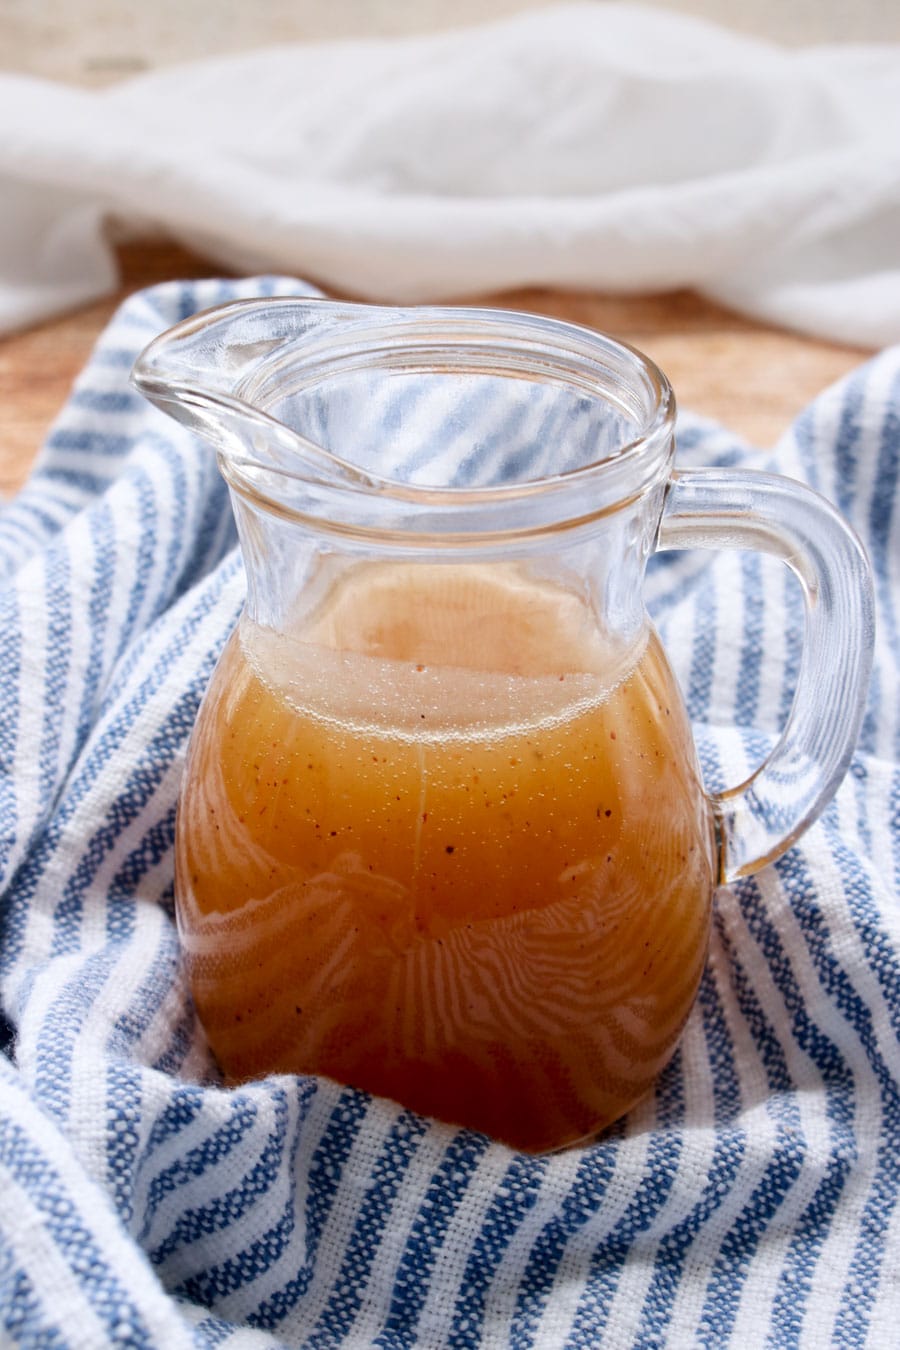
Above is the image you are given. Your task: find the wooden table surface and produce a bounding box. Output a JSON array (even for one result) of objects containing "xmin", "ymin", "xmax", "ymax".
[{"xmin": 0, "ymin": 235, "xmax": 869, "ymax": 498}]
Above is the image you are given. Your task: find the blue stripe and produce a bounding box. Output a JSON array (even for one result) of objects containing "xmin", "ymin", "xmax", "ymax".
[
  {"xmin": 695, "ymin": 903, "xmax": 814, "ymax": 1345},
  {"xmin": 151, "ymin": 987, "xmax": 203, "ymax": 1078},
  {"xmin": 565, "ymin": 1055, "xmax": 687, "ymax": 1347},
  {"xmin": 769, "ymin": 1150, "xmax": 856, "ymax": 1348},
  {"xmin": 0, "ymin": 589, "xmax": 21, "ymax": 879},
  {"xmin": 301, "ymin": 1111, "xmax": 429, "ymax": 1346},
  {"xmin": 154, "ymin": 1088, "xmax": 309, "ymax": 1293},
  {"xmin": 30, "ymin": 944, "xmax": 132, "ymax": 1126},
  {"xmin": 739, "ymin": 856, "xmax": 854, "ymax": 1097},
  {"xmin": 0, "ymin": 555, "xmax": 240, "ymax": 981},
  {"xmin": 38, "ymin": 464, "xmax": 119, "ymax": 496},
  {"xmin": 868, "ymin": 376, "xmax": 900, "ymax": 756},
  {"xmin": 790, "ymin": 402, "xmax": 823, "ymax": 494},
  {"xmin": 139, "ymin": 1080, "xmax": 206, "ymax": 1166},
  {"xmin": 91, "ymin": 345, "xmax": 145, "ymax": 370},
  {"xmin": 45, "ymin": 426, "xmax": 136, "ymax": 458},
  {"xmin": 112, "ymin": 467, "xmax": 162, "ymax": 664},
  {"xmin": 734, "ymin": 551, "xmax": 764, "ymax": 728},
  {"xmin": 685, "ymin": 571, "xmax": 718, "ymax": 727},
  {"xmin": 70, "ymin": 387, "xmax": 144, "ymax": 415},
  {"xmin": 99, "ymin": 551, "xmax": 241, "ymax": 727},
  {"xmin": 246, "ymin": 1088, "xmax": 370, "ymax": 1328},
  {"xmin": 820, "ymin": 818, "xmax": 900, "ymax": 1345},
  {"xmin": 455, "ymin": 383, "xmax": 544, "ymax": 487},
  {"xmin": 831, "ymin": 368, "xmax": 865, "ymax": 521},
  {"xmin": 170, "ymin": 450, "xmax": 235, "ymax": 598},
  {"xmin": 892, "ymin": 770, "xmax": 900, "ymax": 920},
  {"xmin": 0, "ymin": 506, "xmax": 64, "ymax": 579},
  {"xmin": 37, "ymin": 544, "xmax": 73, "ymax": 821},
  {"xmin": 141, "ymin": 1095, "xmax": 264, "ymax": 1242},
  {"xmin": 629, "ymin": 811, "xmax": 748, "ymax": 1344},
  {"xmin": 140, "ymin": 1086, "xmax": 206, "ymax": 1160},
  {"xmin": 105, "ymin": 805, "xmax": 180, "ymax": 948},
  {"xmin": 510, "ymin": 1144, "xmax": 621, "ymax": 1348},
  {"xmin": 75, "ymin": 500, "xmax": 116, "ymax": 756},
  {"xmin": 779, "ymin": 563, "xmax": 804, "ymax": 730},
  {"xmin": 107, "ymin": 1061, "xmax": 144, "ymax": 1223},
  {"xmin": 373, "ymin": 1131, "xmax": 491, "ymax": 1348},
  {"xmin": 0, "ymin": 1239, "xmax": 72, "ymax": 1348},
  {"xmin": 48, "ymin": 685, "xmax": 213, "ymax": 958},
  {"xmin": 0, "ymin": 1082, "xmax": 158, "ymax": 1346},
  {"xmin": 447, "ymin": 1155, "xmax": 549, "ymax": 1348}
]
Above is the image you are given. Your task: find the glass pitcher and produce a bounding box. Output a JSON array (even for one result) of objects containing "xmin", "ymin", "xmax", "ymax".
[{"xmin": 133, "ymin": 299, "xmax": 874, "ymax": 1154}]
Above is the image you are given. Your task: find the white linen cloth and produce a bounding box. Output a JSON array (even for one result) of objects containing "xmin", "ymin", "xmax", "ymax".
[{"xmin": 1, "ymin": 2, "xmax": 899, "ymax": 345}]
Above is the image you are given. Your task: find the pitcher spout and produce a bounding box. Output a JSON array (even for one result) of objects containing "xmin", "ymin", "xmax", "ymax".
[{"xmin": 131, "ymin": 296, "xmax": 384, "ymax": 489}]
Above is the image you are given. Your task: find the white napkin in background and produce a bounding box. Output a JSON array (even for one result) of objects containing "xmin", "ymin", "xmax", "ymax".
[{"xmin": 1, "ymin": 2, "xmax": 898, "ymax": 346}]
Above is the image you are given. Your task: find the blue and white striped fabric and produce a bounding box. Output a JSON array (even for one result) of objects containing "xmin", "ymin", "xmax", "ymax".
[{"xmin": 0, "ymin": 276, "xmax": 898, "ymax": 1348}]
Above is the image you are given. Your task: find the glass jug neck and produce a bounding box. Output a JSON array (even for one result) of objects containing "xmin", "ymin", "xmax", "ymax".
[{"xmin": 132, "ymin": 299, "xmax": 676, "ymax": 549}]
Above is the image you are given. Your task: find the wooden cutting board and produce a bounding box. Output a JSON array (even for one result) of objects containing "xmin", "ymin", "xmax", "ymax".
[{"xmin": 0, "ymin": 236, "xmax": 867, "ymax": 497}]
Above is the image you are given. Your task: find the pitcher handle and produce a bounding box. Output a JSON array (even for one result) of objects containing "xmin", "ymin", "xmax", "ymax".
[{"xmin": 656, "ymin": 467, "xmax": 875, "ymax": 883}]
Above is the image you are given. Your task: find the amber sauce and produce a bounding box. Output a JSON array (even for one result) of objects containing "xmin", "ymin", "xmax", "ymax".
[{"xmin": 176, "ymin": 563, "xmax": 716, "ymax": 1152}]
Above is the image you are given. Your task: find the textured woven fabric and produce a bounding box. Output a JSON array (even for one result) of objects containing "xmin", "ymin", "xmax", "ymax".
[{"xmin": 0, "ymin": 277, "xmax": 897, "ymax": 1347}]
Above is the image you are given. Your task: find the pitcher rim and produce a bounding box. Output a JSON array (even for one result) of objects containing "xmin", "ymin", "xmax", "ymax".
[{"xmin": 133, "ymin": 298, "xmax": 677, "ymax": 542}]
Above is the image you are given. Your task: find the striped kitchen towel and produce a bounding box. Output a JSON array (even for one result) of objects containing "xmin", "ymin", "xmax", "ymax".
[{"xmin": 0, "ymin": 276, "xmax": 897, "ymax": 1348}]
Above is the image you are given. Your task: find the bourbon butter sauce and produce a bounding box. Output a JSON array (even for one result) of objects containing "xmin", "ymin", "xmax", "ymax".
[{"xmin": 175, "ymin": 563, "xmax": 716, "ymax": 1152}]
